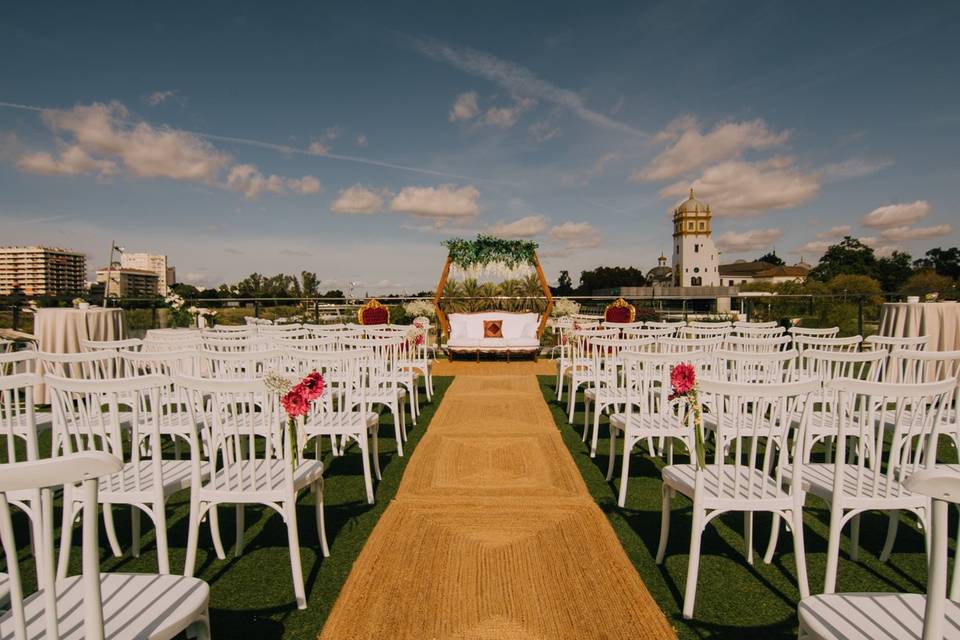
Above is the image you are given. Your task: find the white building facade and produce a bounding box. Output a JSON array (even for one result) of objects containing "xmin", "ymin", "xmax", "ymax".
[
  {"xmin": 0, "ymin": 246, "xmax": 86, "ymax": 295},
  {"xmin": 671, "ymin": 189, "xmax": 720, "ymax": 287},
  {"xmin": 121, "ymin": 252, "xmax": 174, "ymax": 293}
]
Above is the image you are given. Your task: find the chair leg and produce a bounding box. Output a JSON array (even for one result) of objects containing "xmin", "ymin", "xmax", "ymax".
[
  {"xmin": 285, "ymin": 501, "xmax": 307, "ymax": 609},
  {"xmin": 824, "ymin": 507, "xmax": 844, "ymax": 594},
  {"xmin": 131, "ymin": 505, "xmax": 141, "ymax": 558},
  {"xmin": 153, "ymin": 504, "xmax": 171, "ymax": 575},
  {"xmin": 582, "ymin": 396, "xmax": 591, "ymax": 443},
  {"xmin": 656, "ymin": 486, "xmax": 672, "ymax": 563},
  {"xmin": 235, "ymin": 504, "xmax": 245, "ymax": 556},
  {"xmin": 360, "ymin": 435, "xmax": 374, "ymax": 504},
  {"xmin": 951, "ymin": 510, "xmax": 960, "ymax": 599},
  {"xmin": 850, "ymin": 513, "xmax": 861, "ymax": 563},
  {"xmin": 102, "ymin": 503, "xmax": 123, "ymax": 558},
  {"xmin": 791, "ymin": 508, "xmax": 810, "ymax": 599},
  {"xmin": 590, "ymin": 403, "xmax": 602, "ymax": 458},
  {"xmin": 878, "ymin": 510, "xmax": 899, "ymax": 563},
  {"xmin": 745, "ymin": 511, "xmax": 754, "ymax": 565},
  {"xmin": 372, "ymin": 426, "xmax": 382, "ymax": 481},
  {"xmin": 567, "ymin": 382, "xmax": 577, "ymax": 424},
  {"xmin": 682, "ymin": 506, "xmax": 706, "ymax": 619},
  {"xmin": 56, "ymin": 497, "xmax": 75, "ymax": 581},
  {"xmin": 617, "ymin": 442, "xmax": 632, "ymax": 507},
  {"xmin": 763, "ymin": 513, "xmax": 781, "ymax": 564},
  {"xmin": 209, "ymin": 505, "xmax": 226, "ymax": 560},
  {"xmin": 315, "ymin": 480, "xmax": 329, "ymax": 557},
  {"xmin": 394, "ymin": 401, "xmax": 404, "ymax": 457},
  {"xmin": 185, "ymin": 500, "xmax": 202, "ymax": 577},
  {"xmin": 606, "ymin": 428, "xmax": 617, "ymax": 481}
]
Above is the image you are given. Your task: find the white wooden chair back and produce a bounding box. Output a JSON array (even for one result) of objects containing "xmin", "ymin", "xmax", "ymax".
[
  {"xmin": 792, "ymin": 335, "xmax": 862, "ymax": 353},
  {"xmin": 681, "ymin": 326, "xmax": 733, "ymax": 340},
  {"xmin": 119, "ymin": 349, "xmax": 198, "ymax": 377},
  {"xmin": 865, "ymin": 334, "xmax": 930, "ymax": 352},
  {"xmin": 175, "ymin": 375, "xmax": 293, "ymax": 494},
  {"xmin": 257, "ymin": 323, "xmax": 303, "ymax": 334},
  {"xmin": 201, "ymin": 348, "xmax": 281, "ymax": 379},
  {"xmin": 688, "ymin": 320, "xmax": 732, "ymax": 329},
  {"xmin": 588, "ymin": 337, "xmax": 654, "ymax": 389},
  {"xmin": 659, "ymin": 336, "xmax": 724, "ymax": 354},
  {"xmin": 0, "ymin": 374, "xmax": 41, "ymax": 464},
  {"xmin": 622, "ymin": 327, "xmax": 675, "ymax": 340},
  {"xmin": 201, "ymin": 334, "xmax": 271, "ymax": 353},
  {"xmin": 0, "ymin": 351, "xmax": 38, "ymax": 376},
  {"xmin": 38, "ymin": 350, "xmax": 120, "ymax": 379},
  {"xmin": 821, "ymin": 378, "xmax": 956, "ymax": 502},
  {"xmin": 0, "ymin": 452, "xmax": 123, "ymax": 640},
  {"xmin": 733, "ymin": 320, "xmax": 779, "ymax": 329},
  {"xmin": 622, "ymin": 350, "xmax": 711, "ymax": 423},
  {"xmin": 711, "ymin": 349, "xmax": 800, "ymax": 383},
  {"xmin": 645, "ymin": 320, "xmax": 685, "ymax": 336},
  {"xmin": 570, "ymin": 327, "xmax": 620, "ymax": 363},
  {"xmin": 142, "ymin": 336, "xmax": 202, "ymax": 352},
  {"xmin": 80, "ymin": 338, "xmax": 142, "ymax": 353},
  {"xmin": 788, "ymin": 326, "xmax": 840, "ymax": 338},
  {"xmin": 732, "ymin": 325, "xmax": 786, "ymax": 339},
  {"xmin": 698, "ymin": 378, "xmax": 819, "ymax": 504},
  {"xmin": 282, "ymin": 349, "xmax": 366, "ymax": 425},
  {"xmin": 723, "ymin": 335, "xmax": 793, "ymax": 353},
  {"xmin": 207, "ymin": 325, "xmax": 254, "ymax": 334},
  {"xmin": 799, "ymin": 348, "xmax": 886, "ymax": 382}
]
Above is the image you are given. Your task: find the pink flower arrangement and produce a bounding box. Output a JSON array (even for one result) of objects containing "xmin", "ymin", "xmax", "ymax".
[
  {"xmin": 276, "ymin": 370, "xmax": 325, "ymax": 466},
  {"xmin": 669, "ymin": 362, "xmax": 706, "ymax": 470}
]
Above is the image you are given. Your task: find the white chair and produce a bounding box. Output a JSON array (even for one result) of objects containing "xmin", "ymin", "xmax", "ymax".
[
  {"xmin": 0, "ymin": 350, "xmax": 39, "ymax": 377},
  {"xmin": 563, "ymin": 327, "xmax": 620, "ymax": 423},
  {"xmin": 342, "ymin": 336, "xmax": 410, "ymax": 455},
  {"xmin": 645, "ymin": 320, "xmax": 685, "ymax": 336},
  {"xmin": 0, "ymin": 339, "xmax": 12, "ymax": 354},
  {"xmin": 793, "ymin": 335, "xmax": 863, "ymax": 354},
  {"xmin": 688, "ymin": 320, "xmax": 732, "ymax": 329},
  {"xmin": 865, "ymin": 334, "xmax": 930, "ymax": 353},
  {"xmin": 286, "ymin": 349, "xmax": 382, "ymax": 503},
  {"xmin": 734, "ymin": 320, "xmax": 780, "ymax": 329},
  {"xmin": 38, "ymin": 350, "xmax": 119, "ymax": 380},
  {"xmin": 789, "ymin": 326, "xmax": 840, "ymax": 339},
  {"xmin": 622, "ymin": 326, "xmax": 675, "ymax": 340},
  {"xmin": 582, "ymin": 337, "xmax": 655, "ymax": 457},
  {"xmin": 723, "ymin": 335, "xmax": 792, "ymax": 353},
  {"xmin": 797, "ymin": 468, "xmax": 960, "ymax": 640},
  {"xmin": 201, "ymin": 334, "xmax": 271, "ymax": 353},
  {"xmin": 208, "ymin": 324, "xmax": 255, "ymax": 333},
  {"xmin": 681, "ymin": 325, "xmax": 733, "ymax": 340},
  {"xmin": 0, "ymin": 452, "xmax": 211, "ymax": 640},
  {"xmin": 80, "ymin": 338, "xmax": 142, "ymax": 353},
  {"xmin": 200, "ymin": 348, "xmax": 282, "ymax": 379},
  {"xmin": 732, "ymin": 325, "xmax": 786, "ymax": 339},
  {"xmin": 176, "ymin": 375, "xmax": 327, "ymax": 609},
  {"xmin": 607, "ymin": 351, "xmax": 711, "ymax": 506},
  {"xmin": 712, "ymin": 349, "xmax": 800, "ymax": 383},
  {"xmin": 659, "ymin": 336, "xmax": 724, "ymax": 354},
  {"xmin": 793, "ymin": 377, "xmax": 956, "ymax": 593},
  {"xmin": 47, "ymin": 375, "xmax": 204, "ymax": 579},
  {"xmin": 657, "ymin": 378, "xmax": 819, "ymax": 618}
]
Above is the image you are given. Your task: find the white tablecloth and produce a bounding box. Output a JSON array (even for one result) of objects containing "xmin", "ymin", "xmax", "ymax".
[
  {"xmin": 878, "ymin": 302, "xmax": 960, "ymax": 352},
  {"xmin": 34, "ymin": 307, "xmax": 125, "ymax": 402}
]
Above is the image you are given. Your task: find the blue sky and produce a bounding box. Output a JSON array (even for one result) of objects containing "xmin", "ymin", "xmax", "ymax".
[{"xmin": 2, "ymin": 0, "xmax": 958, "ymax": 292}]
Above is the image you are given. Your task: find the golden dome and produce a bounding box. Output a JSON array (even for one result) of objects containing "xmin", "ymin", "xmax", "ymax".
[{"xmin": 674, "ymin": 188, "xmax": 711, "ymax": 215}]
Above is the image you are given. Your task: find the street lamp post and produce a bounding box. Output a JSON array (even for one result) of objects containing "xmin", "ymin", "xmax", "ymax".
[{"xmin": 102, "ymin": 241, "xmax": 125, "ymax": 307}]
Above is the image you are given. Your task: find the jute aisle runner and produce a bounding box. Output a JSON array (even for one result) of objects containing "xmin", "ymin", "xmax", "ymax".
[{"xmin": 319, "ymin": 361, "xmax": 675, "ymax": 640}]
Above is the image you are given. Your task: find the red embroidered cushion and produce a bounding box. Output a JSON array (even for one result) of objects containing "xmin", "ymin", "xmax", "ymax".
[
  {"xmin": 483, "ymin": 320, "xmax": 503, "ymax": 338},
  {"xmin": 605, "ymin": 306, "xmax": 632, "ymax": 323},
  {"xmin": 361, "ymin": 307, "xmax": 389, "ymax": 325}
]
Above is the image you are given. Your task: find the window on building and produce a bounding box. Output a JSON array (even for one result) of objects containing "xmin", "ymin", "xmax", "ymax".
[
  {"xmin": 693, "ymin": 267, "xmax": 700, "ymax": 273},
  {"xmin": 691, "ymin": 276, "xmax": 702, "ymax": 286},
  {"xmin": 694, "ymin": 244, "xmax": 699, "ymax": 253},
  {"xmin": 699, "ymin": 221, "xmax": 706, "ymax": 231},
  {"xmin": 728, "ymin": 280, "xmax": 734, "ymax": 286},
  {"xmin": 687, "ymin": 221, "xmax": 694, "ymax": 231}
]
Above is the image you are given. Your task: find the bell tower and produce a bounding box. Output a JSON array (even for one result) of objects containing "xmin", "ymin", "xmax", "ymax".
[{"xmin": 671, "ymin": 188, "xmax": 720, "ymax": 287}]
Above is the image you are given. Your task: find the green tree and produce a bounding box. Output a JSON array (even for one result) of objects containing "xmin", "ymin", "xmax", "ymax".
[
  {"xmin": 555, "ymin": 270, "xmax": 574, "ymax": 295},
  {"xmin": 913, "ymin": 247, "xmax": 960, "ymax": 280},
  {"xmin": 901, "ymin": 269, "xmax": 959, "ymax": 299},
  {"xmin": 576, "ymin": 266, "xmax": 647, "ymax": 294},
  {"xmin": 300, "ymin": 271, "xmax": 320, "ymax": 297},
  {"xmin": 808, "ymin": 237, "xmax": 877, "ymax": 282},
  {"xmin": 757, "ymin": 251, "xmax": 784, "ymax": 266},
  {"xmin": 875, "ymin": 250, "xmax": 913, "ymax": 292},
  {"xmin": 170, "ymin": 283, "xmax": 201, "ymax": 299}
]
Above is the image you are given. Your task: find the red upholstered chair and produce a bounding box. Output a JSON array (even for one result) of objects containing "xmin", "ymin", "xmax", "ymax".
[
  {"xmin": 604, "ymin": 298, "xmax": 636, "ymax": 323},
  {"xmin": 358, "ymin": 299, "xmax": 389, "ymax": 325}
]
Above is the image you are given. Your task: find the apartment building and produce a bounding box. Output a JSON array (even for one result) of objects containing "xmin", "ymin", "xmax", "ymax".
[
  {"xmin": 0, "ymin": 246, "xmax": 86, "ymax": 296},
  {"xmin": 120, "ymin": 252, "xmax": 175, "ymax": 293},
  {"xmin": 95, "ymin": 265, "xmax": 160, "ymax": 297}
]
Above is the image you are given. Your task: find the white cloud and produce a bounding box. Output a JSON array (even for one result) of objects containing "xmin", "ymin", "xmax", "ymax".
[
  {"xmin": 18, "ymin": 145, "xmax": 118, "ymax": 177},
  {"xmin": 226, "ymin": 164, "xmax": 321, "ymax": 199},
  {"xmin": 529, "ymin": 120, "xmax": 561, "ymax": 142},
  {"xmin": 862, "ymin": 200, "xmax": 930, "ymax": 228},
  {"xmin": 449, "ymin": 91, "xmax": 480, "ymax": 122},
  {"xmin": 791, "ymin": 239, "xmax": 834, "ymax": 256},
  {"xmin": 355, "ymin": 133, "xmax": 368, "ymax": 147},
  {"xmin": 483, "ymin": 97, "xmax": 535, "ymax": 128},
  {"xmin": 714, "ymin": 228, "xmax": 784, "ymax": 253},
  {"xmin": 549, "ymin": 221, "xmax": 602, "ymax": 248},
  {"xmin": 308, "ymin": 126, "xmax": 340, "ymax": 155},
  {"xmin": 879, "ymin": 224, "xmax": 953, "ymax": 242},
  {"xmin": 308, "ymin": 141, "xmax": 330, "ymax": 155},
  {"xmin": 634, "ymin": 117, "xmax": 789, "ymax": 182},
  {"xmin": 562, "ymin": 152, "xmax": 620, "ymax": 187},
  {"xmin": 821, "ymin": 157, "xmax": 893, "ymax": 181},
  {"xmin": 487, "ymin": 215, "xmax": 548, "ymax": 238},
  {"xmin": 330, "ymin": 184, "xmax": 389, "ymax": 214},
  {"xmin": 389, "ymin": 184, "xmax": 480, "ymax": 218},
  {"xmin": 145, "ymin": 90, "xmax": 178, "ymax": 106},
  {"xmin": 816, "ymin": 225, "xmax": 852, "ymax": 240},
  {"xmin": 660, "ymin": 156, "xmax": 820, "ymax": 217},
  {"xmin": 411, "ymin": 36, "xmax": 644, "ymax": 137}
]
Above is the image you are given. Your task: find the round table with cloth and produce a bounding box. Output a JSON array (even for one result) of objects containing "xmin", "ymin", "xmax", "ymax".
[
  {"xmin": 878, "ymin": 301, "xmax": 960, "ymax": 351},
  {"xmin": 33, "ymin": 307, "xmax": 125, "ymax": 403}
]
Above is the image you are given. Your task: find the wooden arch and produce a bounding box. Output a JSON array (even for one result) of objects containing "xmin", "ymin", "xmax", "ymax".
[{"xmin": 432, "ymin": 254, "xmax": 554, "ymax": 338}]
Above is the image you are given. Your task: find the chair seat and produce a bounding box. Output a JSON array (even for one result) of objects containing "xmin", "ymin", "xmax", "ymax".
[
  {"xmin": 662, "ymin": 464, "xmax": 789, "ymax": 503},
  {"xmin": 204, "ymin": 459, "xmax": 324, "ymax": 498},
  {"xmin": 798, "ymin": 592, "xmax": 960, "ymax": 640},
  {"xmin": 0, "ymin": 573, "xmax": 209, "ymax": 640},
  {"xmin": 585, "ymin": 387, "xmax": 626, "ymax": 403},
  {"xmin": 785, "ymin": 463, "xmax": 921, "ymax": 507},
  {"xmin": 98, "ymin": 460, "xmax": 207, "ymax": 501},
  {"xmin": 610, "ymin": 412, "xmax": 684, "ymax": 437},
  {"xmin": 304, "ymin": 411, "xmax": 379, "ymax": 435}
]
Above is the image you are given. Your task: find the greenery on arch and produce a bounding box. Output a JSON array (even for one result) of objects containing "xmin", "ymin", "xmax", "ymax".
[{"xmin": 442, "ymin": 235, "xmax": 538, "ymax": 269}]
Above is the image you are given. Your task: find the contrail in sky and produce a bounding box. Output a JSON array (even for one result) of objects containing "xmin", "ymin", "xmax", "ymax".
[{"xmin": 0, "ymin": 100, "xmax": 506, "ymax": 184}]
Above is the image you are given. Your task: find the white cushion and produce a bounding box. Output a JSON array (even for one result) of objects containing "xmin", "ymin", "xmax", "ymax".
[
  {"xmin": 506, "ymin": 337, "xmax": 540, "ymax": 348},
  {"xmin": 447, "ymin": 336, "xmax": 480, "ymax": 348},
  {"xmin": 501, "ymin": 315, "xmax": 526, "ymax": 338},
  {"xmin": 522, "ymin": 319, "xmax": 539, "ymax": 338},
  {"xmin": 478, "ymin": 338, "xmax": 509, "ymax": 348}
]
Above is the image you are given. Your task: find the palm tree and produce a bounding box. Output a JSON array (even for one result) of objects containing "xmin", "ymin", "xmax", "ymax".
[
  {"xmin": 460, "ymin": 278, "xmax": 484, "ymax": 312},
  {"xmin": 442, "ymin": 280, "xmax": 464, "ymax": 313},
  {"xmin": 498, "ymin": 279, "xmax": 523, "ymax": 312}
]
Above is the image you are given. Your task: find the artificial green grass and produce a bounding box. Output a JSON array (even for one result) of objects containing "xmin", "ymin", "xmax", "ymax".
[
  {"xmin": 537, "ymin": 375, "xmax": 936, "ymax": 639},
  {"xmin": 9, "ymin": 377, "xmax": 451, "ymax": 639}
]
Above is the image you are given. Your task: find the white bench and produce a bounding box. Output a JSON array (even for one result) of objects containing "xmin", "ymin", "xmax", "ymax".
[{"xmin": 446, "ymin": 312, "xmax": 541, "ymax": 359}]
